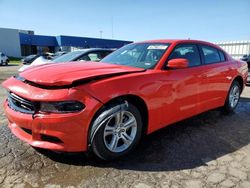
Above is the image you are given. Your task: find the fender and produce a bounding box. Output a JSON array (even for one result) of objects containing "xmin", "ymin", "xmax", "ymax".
[{"xmin": 88, "ymin": 101, "xmax": 128, "ymax": 147}]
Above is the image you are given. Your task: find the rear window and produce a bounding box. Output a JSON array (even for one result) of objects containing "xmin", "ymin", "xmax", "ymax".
[
  {"xmin": 218, "ymin": 50, "xmax": 226, "ymax": 62},
  {"xmin": 201, "ymin": 45, "xmax": 221, "ymax": 64}
]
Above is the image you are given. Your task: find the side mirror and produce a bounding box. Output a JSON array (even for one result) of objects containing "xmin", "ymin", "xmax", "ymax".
[{"xmin": 167, "ymin": 58, "xmax": 189, "ymax": 69}]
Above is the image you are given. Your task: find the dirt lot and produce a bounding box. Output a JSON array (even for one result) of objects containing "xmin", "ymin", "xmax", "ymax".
[{"xmin": 0, "ymin": 65, "xmax": 250, "ymax": 188}]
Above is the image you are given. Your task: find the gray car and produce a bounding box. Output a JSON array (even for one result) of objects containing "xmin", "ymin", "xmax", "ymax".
[
  {"xmin": 241, "ymin": 55, "xmax": 250, "ymax": 85},
  {"xmin": 53, "ymin": 48, "xmax": 114, "ymax": 63}
]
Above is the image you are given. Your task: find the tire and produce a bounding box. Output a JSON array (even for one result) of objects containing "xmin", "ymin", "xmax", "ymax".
[
  {"xmin": 223, "ymin": 80, "xmax": 241, "ymax": 113},
  {"xmin": 5, "ymin": 60, "xmax": 9, "ymax": 66},
  {"xmin": 91, "ymin": 102, "xmax": 143, "ymax": 160}
]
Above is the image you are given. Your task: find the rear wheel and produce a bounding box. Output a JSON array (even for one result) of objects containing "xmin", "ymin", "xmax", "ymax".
[
  {"xmin": 91, "ymin": 102, "xmax": 142, "ymax": 160},
  {"xmin": 223, "ymin": 80, "xmax": 241, "ymax": 113},
  {"xmin": 5, "ymin": 59, "xmax": 9, "ymax": 66}
]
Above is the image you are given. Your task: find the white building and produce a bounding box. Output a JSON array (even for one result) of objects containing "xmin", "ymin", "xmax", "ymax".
[
  {"xmin": 215, "ymin": 40, "xmax": 250, "ymax": 59},
  {"xmin": 0, "ymin": 28, "xmax": 34, "ymax": 57}
]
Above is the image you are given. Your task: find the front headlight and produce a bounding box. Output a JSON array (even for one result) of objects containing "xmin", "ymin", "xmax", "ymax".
[{"xmin": 39, "ymin": 101, "xmax": 85, "ymax": 113}]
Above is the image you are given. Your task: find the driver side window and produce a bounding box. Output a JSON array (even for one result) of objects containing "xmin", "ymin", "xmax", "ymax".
[{"xmin": 168, "ymin": 44, "xmax": 201, "ymax": 67}]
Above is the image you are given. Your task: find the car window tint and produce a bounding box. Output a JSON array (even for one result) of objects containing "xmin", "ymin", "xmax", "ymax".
[
  {"xmin": 168, "ymin": 44, "xmax": 201, "ymax": 67},
  {"xmin": 103, "ymin": 51, "xmax": 112, "ymax": 57},
  {"xmin": 219, "ymin": 50, "xmax": 226, "ymax": 62},
  {"xmin": 100, "ymin": 51, "xmax": 112, "ymax": 59},
  {"xmin": 201, "ymin": 45, "xmax": 221, "ymax": 64},
  {"xmin": 78, "ymin": 55, "xmax": 91, "ymax": 61}
]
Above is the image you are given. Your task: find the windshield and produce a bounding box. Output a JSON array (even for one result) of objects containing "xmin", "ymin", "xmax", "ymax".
[
  {"xmin": 101, "ymin": 43, "xmax": 170, "ymax": 69},
  {"xmin": 53, "ymin": 51, "xmax": 85, "ymax": 63}
]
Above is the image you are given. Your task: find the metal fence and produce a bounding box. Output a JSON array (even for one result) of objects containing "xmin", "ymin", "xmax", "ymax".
[{"xmin": 214, "ymin": 40, "xmax": 250, "ymax": 59}]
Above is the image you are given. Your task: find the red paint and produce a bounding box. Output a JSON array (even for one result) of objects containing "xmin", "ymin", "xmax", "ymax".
[
  {"xmin": 167, "ymin": 58, "xmax": 189, "ymax": 69},
  {"xmin": 2, "ymin": 40, "xmax": 248, "ymax": 152}
]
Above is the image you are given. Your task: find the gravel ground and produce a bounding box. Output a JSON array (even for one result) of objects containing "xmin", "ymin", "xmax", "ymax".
[{"xmin": 0, "ymin": 65, "xmax": 250, "ymax": 188}]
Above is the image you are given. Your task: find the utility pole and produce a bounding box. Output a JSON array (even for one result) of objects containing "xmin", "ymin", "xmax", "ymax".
[
  {"xmin": 99, "ymin": 30, "xmax": 103, "ymax": 39},
  {"xmin": 111, "ymin": 17, "xmax": 114, "ymax": 39},
  {"xmin": 248, "ymin": 33, "xmax": 250, "ymax": 55}
]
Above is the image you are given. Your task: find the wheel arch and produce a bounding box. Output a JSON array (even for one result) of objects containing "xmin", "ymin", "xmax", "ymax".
[
  {"xmin": 233, "ymin": 75, "xmax": 244, "ymax": 93},
  {"xmin": 87, "ymin": 94, "xmax": 149, "ymax": 147}
]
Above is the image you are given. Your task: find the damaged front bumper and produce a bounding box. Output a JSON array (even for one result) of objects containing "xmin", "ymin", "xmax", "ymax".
[{"xmin": 2, "ymin": 77, "xmax": 102, "ymax": 152}]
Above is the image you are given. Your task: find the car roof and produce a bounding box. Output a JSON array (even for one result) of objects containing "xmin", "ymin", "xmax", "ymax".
[
  {"xmin": 136, "ymin": 39, "xmax": 217, "ymax": 46},
  {"xmin": 134, "ymin": 39, "xmax": 224, "ymax": 52},
  {"xmin": 73, "ymin": 48, "xmax": 114, "ymax": 53}
]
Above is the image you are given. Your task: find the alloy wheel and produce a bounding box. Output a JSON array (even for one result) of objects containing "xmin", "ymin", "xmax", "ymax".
[
  {"xmin": 103, "ymin": 110, "xmax": 137, "ymax": 153},
  {"xmin": 229, "ymin": 84, "xmax": 240, "ymax": 108}
]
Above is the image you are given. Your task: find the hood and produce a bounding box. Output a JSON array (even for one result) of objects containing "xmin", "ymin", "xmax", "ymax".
[{"xmin": 19, "ymin": 62, "xmax": 145, "ymax": 87}]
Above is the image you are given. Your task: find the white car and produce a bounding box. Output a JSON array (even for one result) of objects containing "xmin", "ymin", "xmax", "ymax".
[
  {"xmin": 0, "ymin": 52, "xmax": 9, "ymax": 66},
  {"xmin": 18, "ymin": 52, "xmax": 55, "ymax": 72},
  {"xmin": 18, "ymin": 49, "xmax": 113, "ymax": 72},
  {"xmin": 18, "ymin": 56, "xmax": 49, "ymax": 72}
]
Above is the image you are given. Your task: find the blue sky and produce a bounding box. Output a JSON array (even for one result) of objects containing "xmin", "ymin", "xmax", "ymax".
[{"xmin": 0, "ymin": 0, "xmax": 249, "ymax": 42}]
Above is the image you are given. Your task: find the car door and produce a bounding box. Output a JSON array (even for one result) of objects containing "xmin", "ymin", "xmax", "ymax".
[
  {"xmin": 161, "ymin": 43, "xmax": 206, "ymax": 124},
  {"xmin": 198, "ymin": 44, "xmax": 233, "ymax": 111}
]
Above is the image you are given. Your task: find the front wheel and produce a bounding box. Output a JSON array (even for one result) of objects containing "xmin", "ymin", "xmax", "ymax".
[
  {"xmin": 223, "ymin": 80, "xmax": 241, "ymax": 113},
  {"xmin": 91, "ymin": 102, "xmax": 143, "ymax": 160}
]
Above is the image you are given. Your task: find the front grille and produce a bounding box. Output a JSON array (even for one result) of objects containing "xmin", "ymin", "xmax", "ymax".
[{"xmin": 8, "ymin": 92, "xmax": 36, "ymax": 114}]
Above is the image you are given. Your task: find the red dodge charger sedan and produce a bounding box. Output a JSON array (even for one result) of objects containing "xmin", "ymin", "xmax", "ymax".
[{"xmin": 2, "ymin": 40, "xmax": 248, "ymax": 160}]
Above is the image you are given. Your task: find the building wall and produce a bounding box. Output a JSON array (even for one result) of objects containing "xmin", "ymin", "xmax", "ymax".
[
  {"xmin": 57, "ymin": 35, "xmax": 132, "ymax": 49},
  {"xmin": 19, "ymin": 33, "xmax": 58, "ymax": 46},
  {"xmin": 0, "ymin": 27, "xmax": 132, "ymax": 57},
  {"xmin": 19, "ymin": 33, "xmax": 58, "ymax": 56},
  {"xmin": 215, "ymin": 40, "xmax": 250, "ymax": 59},
  {"xmin": 0, "ymin": 28, "xmax": 22, "ymax": 57}
]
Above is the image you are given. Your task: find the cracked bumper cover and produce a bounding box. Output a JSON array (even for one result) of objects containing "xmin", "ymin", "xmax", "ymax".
[
  {"xmin": 4, "ymin": 98, "xmax": 100, "ymax": 152},
  {"xmin": 2, "ymin": 77, "xmax": 102, "ymax": 152}
]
